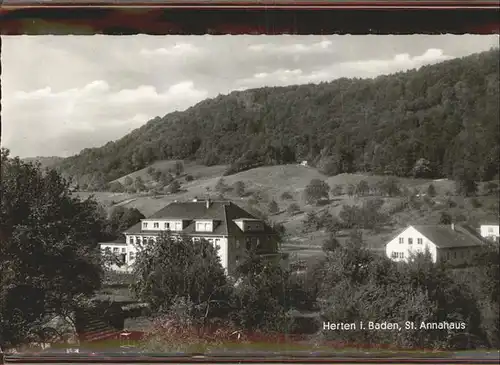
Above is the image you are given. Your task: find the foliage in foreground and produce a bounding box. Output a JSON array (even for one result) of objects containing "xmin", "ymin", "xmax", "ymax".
[{"xmin": 0, "ymin": 149, "xmax": 107, "ymax": 347}]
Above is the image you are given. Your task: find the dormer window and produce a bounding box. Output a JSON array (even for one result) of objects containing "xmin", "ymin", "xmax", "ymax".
[
  {"xmin": 143, "ymin": 222, "xmax": 148, "ymax": 229},
  {"xmin": 165, "ymin": 222, "xmax": 170, "ymax": 229},
  {"xmin": 196, "ymin": 221, "xmax": 212, "ymax": 232},
  {"xmin": 154, "ymin": 222, "xmax": 159, "ymax": 228}
]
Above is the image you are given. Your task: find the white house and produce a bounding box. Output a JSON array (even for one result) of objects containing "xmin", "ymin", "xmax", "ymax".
[
  {"xmin": 479, "ymin": 223, "xmax": 499, "ymax": 241},
  {"xmin": 385, "ymin": 223, "xmax": 486, "ymax": 264},
  {"xmin": 100, "ymin": 199, "xmax": 284, "ymax": 276}
]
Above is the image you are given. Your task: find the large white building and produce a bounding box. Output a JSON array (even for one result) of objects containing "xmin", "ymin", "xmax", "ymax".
[
  {"xmin": 100, "ymin": 199, "xmax": 283, "ymax": 276},
  {"xmin": 385, "ymin": 223, "xmax": 486, "ymax": 264},
  {"xmin": 479, "ymin": 223, "xmax": 500, "ymax": 242}
]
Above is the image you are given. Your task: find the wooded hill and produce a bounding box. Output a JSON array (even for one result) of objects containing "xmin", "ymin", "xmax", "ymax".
[{"xmin": 56, "ymin": 49, "xmax": 499, "ymax": 188}]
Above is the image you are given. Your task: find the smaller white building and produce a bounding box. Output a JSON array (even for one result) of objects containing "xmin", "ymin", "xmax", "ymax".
[
  {"xmin": 386, "ymin": 224, "xmax": 485, "ymax": 264},
  {"xmin": 480, "ymin": 223, "xmax": 499, "ymax": 241}
]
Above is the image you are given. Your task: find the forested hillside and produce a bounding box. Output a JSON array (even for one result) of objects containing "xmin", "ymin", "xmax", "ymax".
[{"xmin": 57, "ymin": 49, "xmax": 499, "ymax": 187}]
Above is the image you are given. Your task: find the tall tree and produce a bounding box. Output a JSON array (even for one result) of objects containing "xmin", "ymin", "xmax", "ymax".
[
  {"xmin": 131, "ymin": 233, "xmax": 230, "ymax": 317},
  {"xmin": 0, "ymin": 149, "xmax": 105, "ymax": 347}
]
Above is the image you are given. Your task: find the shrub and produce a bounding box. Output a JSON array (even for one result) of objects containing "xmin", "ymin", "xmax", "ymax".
[
  {"xmin": 185, "ymin": 174, "xmax": 194, "ymax": 182},
  {"xmin": 287, "ymin": 203, "xmax": 300, "ymax": 215},
  {"xmin": 268, "ymin": 200, "xmax": 279, "ymax": 214},
  {"xmin": 280, "ymin": 191, "xmax": 293, "ymax": 200}
]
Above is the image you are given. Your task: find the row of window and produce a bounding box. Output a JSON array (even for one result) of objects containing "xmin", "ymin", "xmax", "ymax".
[
  {"xmin": 142, "ymin": 221, "xmax": 182, "ymax": 230},
  {"xmin": 130, "ymin": 236, "xmax": 156, "ymax": 245},
  {"xmin": 142, "ymin": 221, "xmax": 212, "ymax": 232},
  {"xmin": 102, "ymin": 247, "xmax": 135, "ymax": 263},
  {"xmin": 391, "ymin": 252, "xmax": 405, "ymax": 259},
  {"xmin": 398, "ymin": 237, "xmax": 423, "ymax": 245}
]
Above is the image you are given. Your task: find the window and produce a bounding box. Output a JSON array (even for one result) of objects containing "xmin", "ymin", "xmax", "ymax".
[
  {"xmin": 129, "ymin": 252, "xmax": 135, "ymax": 260},
  {"xmin": 165, "ymin": 222, "xmax": 170, "ymax": 229},
  {"xmin": 105, "ymin": 247, "xmax": 111, "ymax": 254},
  {"xmin": 143, "ymin": 222, "xmax": 148, "ymax": 229},
  {"xmin": 209, "ymin": 239, "xmax": 214, "ymax": 244},
  {"xmin": 154, "ymin": 222, "xmax": 159, "ymax": 228},
  {"xmin": 400, "ymin": 252, "xmax": 405, "ymax": 259},
  {"xmin": 121, "ymin": 248, "xmax": 126, "ymax": 253},
  {"xmin": 175, "ymin": 222, "xmax": 182, "ymax": 231},
  {"xmin": 391, "ymin": 252, "xmax": 398, "ymax": 258},
  {"xmin": 488, "ymin": 227, "xmax": 494, "ymax": 233},
  {"xmin": 408, "ymin": 238, "xmax": 413, "ymax": 245},
  {"xmin": 454, "ymin": 252, "xmax": 457, "ymax": 259},
  {"xmin": 236, "ymin": 240, "xmax": 240, "ymax": 248},
  {"xmin": 399, "ymin": 237, "xmax": 404, "ymax": 244},
  {"xmin": 136, "ymin": 236, "xmax": 142, "ymax": 244},
  {"xmin": 245, "ymin": 237, "xmax": 251, "ymax": 250},
  {"xmin": 148, "ymin": 238, "xmax": 154, "ymax": 244},
  {"xmin": 129, "ymin": 236, "xmax": 134, "ymax": 244},
  {"xmin": 417, "ymin": 238, "xmax": 423, "ymax": 245}
]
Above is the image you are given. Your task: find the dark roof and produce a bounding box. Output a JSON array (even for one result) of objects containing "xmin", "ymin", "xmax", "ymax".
[
  {"xmin": 412, "ymin": 224, "xmax": 486, "ymax": 249},
  {"xmin": 123, "ymin": 200, "xmax": 276, "ymax": 236},
  {"xmin": 147, "ymin": 201, "xmax": 227, "ymax": 219}
]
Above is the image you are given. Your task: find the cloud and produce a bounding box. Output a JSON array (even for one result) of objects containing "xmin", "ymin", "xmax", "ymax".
[
  {"xmin": 139, "ymin": 43, "xmax": 201, "ymax": 57},
  {"xmin": 237, "ymin": 48, "xmax": 454, "ymax": 89},
  {"xmin": 2, "ymin": 35, "xmax": 498, "ymax": 158},
  {"xmin": 248, "ymin": 38, "xmax": 333, "ymax": 54},
  {"xmin": 3, "ymin": 80, "xmax": 208, "ymax": 157}
]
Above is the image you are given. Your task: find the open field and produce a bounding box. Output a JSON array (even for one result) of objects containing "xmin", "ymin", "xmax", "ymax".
[{"xmin": 76, "ymin": 163, "xmax": 499, "ymax": 262}]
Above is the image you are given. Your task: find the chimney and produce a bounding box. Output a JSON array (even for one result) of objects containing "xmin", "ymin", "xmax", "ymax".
[
  {"xmin": 451, "ymin": 223, "xmax": 455, "ymax": 231},
  {"xmin": 206, "ymin": 199, "xmax": 211, "ymax": 209}
]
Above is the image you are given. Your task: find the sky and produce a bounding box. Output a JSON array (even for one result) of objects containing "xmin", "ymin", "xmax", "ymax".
[{"xmin": 2, "ymin": 35, "xmax": 499, "ymax": 158}]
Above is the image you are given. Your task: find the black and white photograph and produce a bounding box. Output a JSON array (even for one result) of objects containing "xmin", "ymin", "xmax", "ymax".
[{"xmin": 1, "ymin": 35, "xmax": 499, "ymax": 359}]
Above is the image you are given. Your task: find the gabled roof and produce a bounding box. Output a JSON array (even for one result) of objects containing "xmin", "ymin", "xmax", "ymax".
[
  {"xmin": 412, "ymin": 224, "xmax": 485, "ymax": 249},
  {"xmin": 123, "ymin": 200, "xmax": 276, "ymax": 236}
]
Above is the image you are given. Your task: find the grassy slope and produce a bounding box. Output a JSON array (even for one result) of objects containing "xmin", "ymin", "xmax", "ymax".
[{"xmin": 78, "ymin": 161, "xmax": 499, "ymax": 264}]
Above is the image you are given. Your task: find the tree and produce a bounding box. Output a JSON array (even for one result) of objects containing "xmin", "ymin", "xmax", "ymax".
[
  {"xmin": 134, "ymin": 176, "xmax": 146, "ymax": 192},
  {"xmin": 215, "ymin": 178, "xmax": 230, "ymax": 194},
  {"xmin": 123, "ymin": 176, "xmax": 133, "ymax": 186},
  {"xmin": 455, "ymin": 173, "xmax": 478, "ymax": 197},
  {"xmin": 167, "ymin": 180, "xmax": 181, "ymax": 194},
  {"xmin": 174, "ymin": 161, "xmax": 184, "ymax": 176},
  {"xmin": 287, "ymin": 203, "xmax": 300, "ymax": 215},
  {"xmin": 330, "ymin": 184, "xmax": 343, "ymax": 196},
  {"xmin": 377, "ymin": 177, "xmax": 401, "ymax": 197},
  {"xmin": 147, "ymin": 166, "xmax": 156, "ymax": 176},
  {"xmin": 427, "ymin": 183, "xmax": 437, "ymax": 197},
  {"xmin": 412, "ymin": 158, "xmax": 433, "ymax": 178},
  {"xmin": 233, "ymin": 181, "xmax": 246, "ymax": 197},
  {"xmin": 0, "ymin": 149, "xmax": 105, "ymax": 348},
  {"xmin": 304, "ymin": 179, "xmax": 330, "ymax": 204},
  {"xmin": 483, "ymin": 181, "xmax": 499, "ymax": 196},
  {"xmin": 131, "ymin": 233, "xmax": 230, "ymax": 315},
  {"xmin": 439, "ymin": 212, "xmax": 452, "ymax": 225},
  {"xmin": 108, "ymin": 181, "xmax": 124, "ymax": 193},
  {"xmin": 230, "ymin": 249, "xmax": 292, "ymax": 332},
  {"xmin": 322, "ymin": 235, "xmax": 341, "ymax": 253},
  {"xmin": 105, "ymin": 206, "xmax": 145, "ymax": 240},
  {"xmin": 280, "ymin": 191, "xmax": 293, "ymax": 200},
  {"xmin": 268, "ymin": 200, "xmax": 279, "ymax": 214},
  {"xmin": 346, "ymin": 184, "xmax": 356, "ymax": 197},
  {"xmin": 355, "ymin": 180, "xmax": 370, "ymax": 197},
  {"xmin": 159, "ymin": 172, "xmax": 174, "ymax": 186}
]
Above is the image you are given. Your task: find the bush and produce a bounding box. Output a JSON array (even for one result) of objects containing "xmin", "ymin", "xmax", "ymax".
[
  {"xmin": 287, "ymin": 203, "xmax": 300, "ymax": 215},
  {"xmin": 304, "ymin": 179, "xmax": 330, "ymax": 205},
  {"xmin": 233, "ymin": 181, "xmax": 246, "ymax": 197},
  {"xmin": 470, "ymin": 198, "xmax": 482, "ymax": 208},
  {"xmin": 268, "ymin": 200, "xmax": 279, "ymax": 214},
  {"xmin": 427, "ymin": 184, "xmax": 437, "ymax": 197},
  {"xmin": 280, "ymin": 191, "xmax": 293, "ymax": 200},
  {"xmin": 185, "ymin": 174, "xmax": 194, "ymax": 182},
  {"xmin": 330, "ymin": 184, "xmax": 343, "ymax": 196}
]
